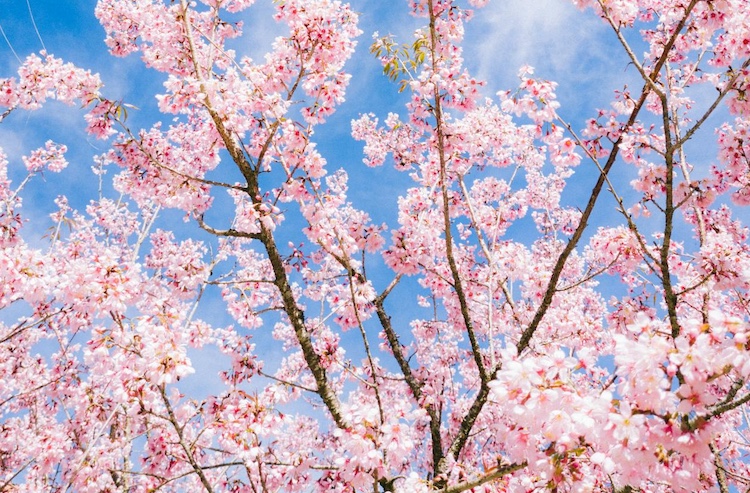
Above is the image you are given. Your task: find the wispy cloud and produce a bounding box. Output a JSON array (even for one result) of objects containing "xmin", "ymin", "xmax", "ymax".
[
  {"xmin": 466, "ymin": 0, "xmax": 636, "ymax": 113},
  {"xmin": 470, "ymin": 1, "xmax": 608, "ymax": 76}
]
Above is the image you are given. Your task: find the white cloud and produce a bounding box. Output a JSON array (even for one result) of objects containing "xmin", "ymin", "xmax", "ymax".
[
  {"xmin": 466, "ymin": 0, "xmax": 636, "ymax": 113},
  {"xmin": 470, "ymin": 1, "xmax": 607, "ymax": 75}
]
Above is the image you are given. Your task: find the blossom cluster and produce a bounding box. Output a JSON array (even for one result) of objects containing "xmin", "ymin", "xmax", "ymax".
[{"xmin": 3, "ymin": 0, "xmax": 750, "ymax": 491}]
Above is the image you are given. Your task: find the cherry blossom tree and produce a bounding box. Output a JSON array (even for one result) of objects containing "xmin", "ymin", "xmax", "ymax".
[{"xmin": 2, "ymin": 0, "xmax": 750, "ymax": 491}]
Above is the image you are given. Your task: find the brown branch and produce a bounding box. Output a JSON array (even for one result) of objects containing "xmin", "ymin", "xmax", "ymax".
[
  {"xmin": 710, "ymin": 442, "xmax": 730, "ymax": 493},
  {"xmin": 0, "ymin": 308, "xmax": 63, "ymax": 344},
  {"xmin": 517, "ymin": 0, "xmax": 700, "ymax": 354},
  {"xmin": 179, "ymin": 1, "xmax": 348, "ymax": 431},
  {"xmin": 677, "ymin": 58, "xmax": 750, "ymax": 149},
  {"xmin": 556, "ymin": 116, "xmax": 660, "ymax": 271},
  {"xmin": 257, "ymin": 219, "xmax": 349, "ymax": 430},
  {"xmin": 257, "ymin": 369, "xmax": 317, "ymax": 393},
  {"xmin": 111, "ymin": 461, "xmax": 245, "ymax": 486},
  {"xmin": 445, "ymin": 381, "xmax": 492, "ymax": 463},
  {"xmin": 121, "ymin": 126, "xmax": 241, "ymax": 191},
  {"xmin": 295, "ymin": 172, "xmax": 387, "ymax": 426},
  {"xmin": 659, "ymin": 86, "xmax": 680, "ymax": 339},
  {"xmin": 196, "ymin": 214, "xmax": 261, "ymax": 239},
  {"xmin": 714, "ymin": 379, "xmax": 746, "ymax": 411},
  {"xmin": 373, "ymin": 297, "xmax": 444, "ymax": 475},
  {"xmin": 557, "ymin": 256, "xmax": 621, "ymax": 292},
  {"xmin": 708, "ymin": 390, "xmax": 750, "ymax": 420},
  {"xmin": 0, "ymin": 106, "xmax": 14, "ymax": 123},
  {"xmin": 426, "ymin": 0, "xmax": 488, "ymax": 387},
  {"xmin": 0, "ymin": 373, "xmax": 67, "ymax": 409},
  {"xmin": 159, "ymin": 384, "xmax": 215, "ymax": 492},
  {"xmin": 0, "ymin": 458, "xmax": 34, "ymax": 491},
  {"xmin": 443, "ymin": 460, "xmax": 527, "ymax": 493},
  {"xmin": 518, "ymin": 90, "xmax": 647, "ymax": 353}
]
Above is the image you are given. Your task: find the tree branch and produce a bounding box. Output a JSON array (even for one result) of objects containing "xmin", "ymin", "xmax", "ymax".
[
  {"xmin": 443, "ymin": 460, "xmax": 527, "ymax": 493},
  {"xmin": 179, "ymin": 0, "xmax": 348, "ymax": 431},
  {"xmin": 159, "ymin": 384, "xmax": 215, "ymax": 492},
  {"xmin": 517, "ymin": 0, "xmax": 700, "ymax": 353}
]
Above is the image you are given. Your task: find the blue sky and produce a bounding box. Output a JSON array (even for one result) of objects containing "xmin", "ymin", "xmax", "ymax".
[
  {"xmin": 5, "ymin": 6, "xmax": 750, "ymax": 492},
  {"xmin": 0, "ymin": 0, "xmax": 647, "ymax": 278},
  {"xmin": 0, "ymin": 0, "xmax": 632, "ymax": 218},
  {"xmin": 0, "ymin": 0, "xmax": 656, "ymax": 393},
  {"xmin": 3, "ymin": 0, "xmax": 730, "ymax": 417}
]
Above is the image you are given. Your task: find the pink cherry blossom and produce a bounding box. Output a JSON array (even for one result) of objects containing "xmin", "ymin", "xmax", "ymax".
[
  {"xmin": 4, "ymin": 0, "xmax": 750, "ymax": 491},
  {"xmin": 21, "ymin": 140, "xmax": 68, "ymax": 173}
]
